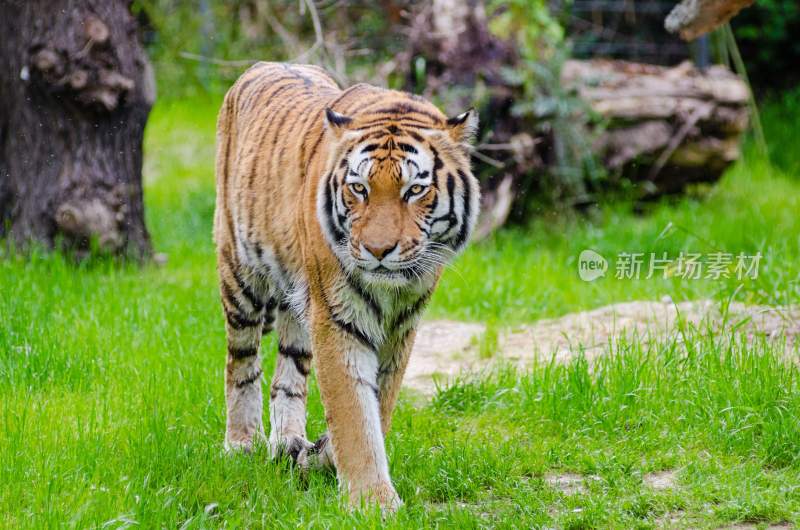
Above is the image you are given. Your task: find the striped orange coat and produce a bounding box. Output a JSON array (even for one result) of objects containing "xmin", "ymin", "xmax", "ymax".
[{"xmin": 214, "ymin": 62, "xmax": 479, "ymax": 511}]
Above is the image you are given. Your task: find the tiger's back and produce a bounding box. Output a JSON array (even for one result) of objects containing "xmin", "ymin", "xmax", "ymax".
[{"xmin": 214, "ymin": 62, "xmax": 341, "ymax": 276}]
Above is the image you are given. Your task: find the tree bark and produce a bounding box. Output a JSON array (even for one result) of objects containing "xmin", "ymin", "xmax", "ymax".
[
  {"xmin": 0, "ymin": 0, "xmax": 155, "ymax": 258},
  {"xmin": 400, "ymin": 0, "xmax": 527, "ymax": 239}
]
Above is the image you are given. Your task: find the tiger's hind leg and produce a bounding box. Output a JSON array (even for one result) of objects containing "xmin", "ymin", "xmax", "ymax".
[
  {"xmin": 268, "ymin": 305, "xmax": 314, "ymax": 462},
  {"xmin": 219, "ymin": 248, "xmax": 271, "ymax": 452}
]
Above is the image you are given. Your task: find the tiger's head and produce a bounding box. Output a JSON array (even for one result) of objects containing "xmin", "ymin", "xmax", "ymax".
[{"xmin": 317, "ymin": 98, "xmax": 480, "ymax": 288}]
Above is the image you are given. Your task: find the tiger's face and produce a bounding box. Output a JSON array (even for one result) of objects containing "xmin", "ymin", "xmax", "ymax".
[{"xmin": 317, "ymin": 105, "xmax": 480, "ymax": 287}]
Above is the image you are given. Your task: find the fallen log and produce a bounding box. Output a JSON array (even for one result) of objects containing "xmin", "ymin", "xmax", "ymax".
[{"xmin": 562, "ymin": 59, "xmax": 749, "ymax": 195}]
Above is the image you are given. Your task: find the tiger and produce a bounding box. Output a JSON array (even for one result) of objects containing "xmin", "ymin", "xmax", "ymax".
[{"xmin": 213, "ymin": 62, "xmax": 479, "ymax": 511}]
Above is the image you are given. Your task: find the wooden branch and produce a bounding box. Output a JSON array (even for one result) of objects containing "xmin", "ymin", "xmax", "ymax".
[
  {"xmin": 665, "ymin": 0, "xmax": 754, "ymax": 41},
  {"xmin": 470, "ymin": 150, "xmax": 505, "ymax": 169},
  {"xmin": 647, "ymin": 102, "xmax": 714, "ymax": 180},
  {"xmin": 178, "ymin": 52, "xmax": 255, "ymax": 67},
  {"xmin": 262, "ymin": 2, "xmax": 301, "ymax": 55},
  {"xmin": 473, "ymin": 174, "xmax": 514, "ymax": 241}
]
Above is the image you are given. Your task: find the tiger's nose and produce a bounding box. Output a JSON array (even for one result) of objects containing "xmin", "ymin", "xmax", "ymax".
[{"xmin": 363, "ymin": 242, "xmax": 398, "ymax": 260}]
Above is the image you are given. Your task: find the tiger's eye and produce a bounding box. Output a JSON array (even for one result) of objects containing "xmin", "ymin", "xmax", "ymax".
[
  {"xmin": 351, "ymin": 183, "xmax": 366, "ymax": 194},
  {"xmin": 410, "ymin": 184, "xmax": 425, "ymax": 195}
]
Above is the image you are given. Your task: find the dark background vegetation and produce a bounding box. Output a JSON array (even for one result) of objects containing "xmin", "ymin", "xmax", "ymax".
[{"xmin": 136, "ymin": 1, "xmax": 799, "ymax": 97}]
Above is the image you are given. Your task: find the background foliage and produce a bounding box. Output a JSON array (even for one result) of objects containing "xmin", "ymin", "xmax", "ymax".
[
  {"xmin": 731, "ymin": 0, "xmax": 800, "ymax": 93},
  {"xmin": 133, "ymin": 1, "xmax": 800, "ymax": 99},
  {"xmin": 134, "ymin": 0, "xmax": 407, "ymax": 97},
  {"xmin": 131, "ymin": 0, "xmax": 800, "ymax": 218}
]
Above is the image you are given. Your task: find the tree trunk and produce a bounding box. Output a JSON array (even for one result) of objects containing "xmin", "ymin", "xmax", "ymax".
[
  {"xmin": 400, "ymin": 0, "xmax": 526, "ymax": 239},
  {"xmin": 0, "ymin": 0, "xmax": 155, "ymax": 258}
]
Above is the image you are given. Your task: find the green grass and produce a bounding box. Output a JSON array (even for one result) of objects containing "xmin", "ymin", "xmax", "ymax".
[
  {"xmin": 434, "ymin": 154, "xmax": 800, "ymax": 322},
  {"xmin": 1, "ymin": 92, "xmax": 799, "ymax": 528}
]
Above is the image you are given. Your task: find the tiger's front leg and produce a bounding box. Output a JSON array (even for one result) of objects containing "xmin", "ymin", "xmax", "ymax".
[
  {"xmin": 377, "ymin": 329, "xmax": 417, "ymax": 436},
  {"xmin": 299, "ymin": 330, "xmax": 417, "ymax": 471},
  {"xmin": 310, "ymin": 314, "xmax": 402, "ymax": 512},
  {"xmin": 219, "ymin": 251, "xmax": 269, "ymax": 452},
  {"xmin": 268, "ymin": 308, "xmax": 314, "ymax": 461}
]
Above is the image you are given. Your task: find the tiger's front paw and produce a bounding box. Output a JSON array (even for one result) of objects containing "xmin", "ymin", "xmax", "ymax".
[
  {"xmin": 297, "ymin": 433, "xmax": 335, "ymax": 470},
  {"xmin": 224, "ymin": 439, "xmax": 253, "ymax": 454},
  {"xmin": 352, "ymin": 481, "xmax": 403, "ymax": 514},
  {"xmin": 224, "ymin": 428, "xmax": 265, "ymax": 454},
  {"xmin": 268, "ymin": 434, "xmax": 314, "ymax": 464}
]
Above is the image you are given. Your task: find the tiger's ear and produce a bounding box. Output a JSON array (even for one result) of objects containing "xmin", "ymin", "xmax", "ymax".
[
  {"xmin": 324, "ymin": 108, "xmax": 353, "ymax": 138},
  {"xmin": 446, "ymin": 108, "xmax": 479, "ymax": 145}
]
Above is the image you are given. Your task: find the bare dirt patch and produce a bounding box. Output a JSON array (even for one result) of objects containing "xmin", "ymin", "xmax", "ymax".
[
  {"xmin": 545, "ymin": 472, "xmax": 587, "ymax": 495},
  {"xmin": 407, "ymin": 299, "xmax": 800, "ymax": 395},
  {"xmin": 644, "ymin": 470, "xmax": 677, "ymax": 490},
  {"xmin": 719, "ymin": 523, "xmax": 794, "ymax": 530}
]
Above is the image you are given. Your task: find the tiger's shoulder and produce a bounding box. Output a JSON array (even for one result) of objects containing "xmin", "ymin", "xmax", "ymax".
[
  {"xmin": 220, "ymin": 62, "xmax": 342, "ymax": 127},
  {"xmin": 233, "ymin": 62, "xmax": 339, "ymax": 97}
]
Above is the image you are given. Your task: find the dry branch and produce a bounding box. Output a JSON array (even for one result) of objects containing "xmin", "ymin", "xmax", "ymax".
[{"xmin": 665, "ymin": 0, "xmax": 755, "ymax": 41}]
